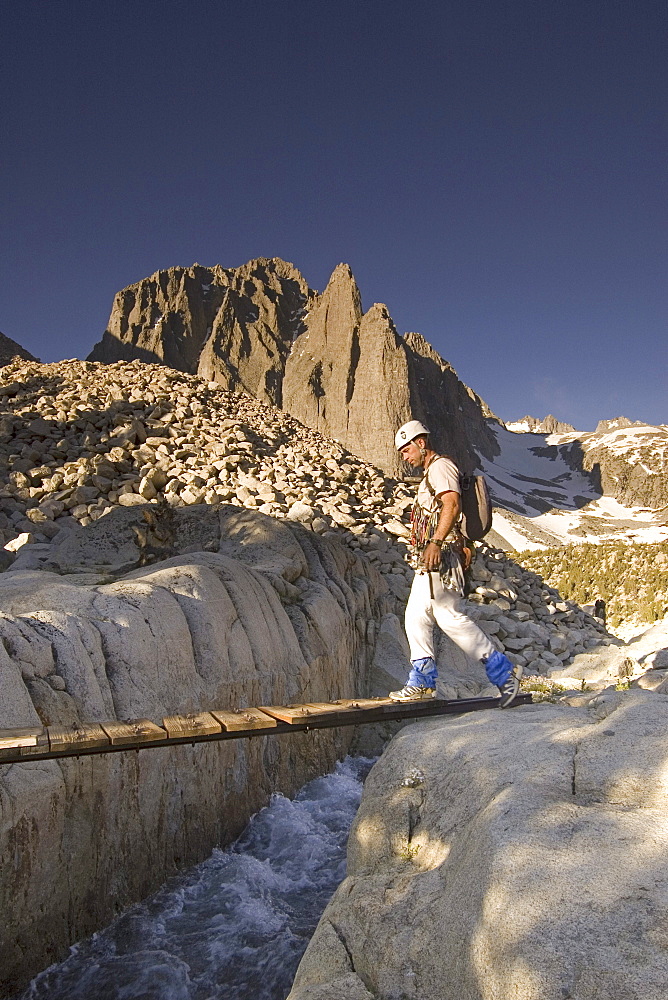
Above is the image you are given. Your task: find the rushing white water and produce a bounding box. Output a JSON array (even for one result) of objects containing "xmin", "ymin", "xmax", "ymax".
[{"xmin": 17, "ymin": 757, "xmax": 373, "ymax": 1000}]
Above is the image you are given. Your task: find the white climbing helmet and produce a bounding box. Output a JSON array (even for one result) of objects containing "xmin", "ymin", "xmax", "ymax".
[{"xmin": 395, "ymin": 420, "xmax": 430, "ymax": 450}]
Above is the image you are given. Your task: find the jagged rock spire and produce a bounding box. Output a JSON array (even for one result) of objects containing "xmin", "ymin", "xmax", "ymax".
[{"xmin": 89, "ymin": 257, "xmax": 499, "ymax": 476}]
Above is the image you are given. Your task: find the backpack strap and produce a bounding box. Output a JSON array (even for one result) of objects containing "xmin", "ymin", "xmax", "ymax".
[
  {"xmin": 420, "ymin": 455, "xmax": 463, "ymax": 536},
  {"xmin": 421, "ymin": 453, "xmax": 441, "ymax": 498},
  {"xmin": 422, "ymin": 454, "xmax": 461, "ymax": 499}
]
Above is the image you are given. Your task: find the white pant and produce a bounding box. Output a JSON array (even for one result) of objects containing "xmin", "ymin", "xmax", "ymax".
[{"xmin": 405, "ymin": 571, "xmax": 495, "ymax": 663}]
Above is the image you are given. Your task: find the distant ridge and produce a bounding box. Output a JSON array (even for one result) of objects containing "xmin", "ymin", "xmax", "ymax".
[{"xmin": 505, "ymin": 414, "xmax": 576, "ymax": 434}]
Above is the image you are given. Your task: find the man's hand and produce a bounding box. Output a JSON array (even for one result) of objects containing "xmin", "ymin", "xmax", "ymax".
[
  {"xmin": 420, "ymin": 491, "xmax": 460, "ymax": 572},
  {"xmin": 422, "ymin": 541, "xmax": 443, "ymax": 572}
]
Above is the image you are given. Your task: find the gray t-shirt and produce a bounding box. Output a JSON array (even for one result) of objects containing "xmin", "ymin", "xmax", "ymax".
[{"xmin": 416, "ymin": 456, "xmax": 460, "ymax": 514}]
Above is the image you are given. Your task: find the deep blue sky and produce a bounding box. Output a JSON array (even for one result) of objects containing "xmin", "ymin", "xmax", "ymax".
[{"xmin": 2, "ymin": 0, "xmax": 666, "ymax": 431}]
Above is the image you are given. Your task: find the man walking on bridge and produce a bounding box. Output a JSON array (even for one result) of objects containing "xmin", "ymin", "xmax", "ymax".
[{"xmin": 389, "ymin": 420, "xmax": 521, "ymax": 707}]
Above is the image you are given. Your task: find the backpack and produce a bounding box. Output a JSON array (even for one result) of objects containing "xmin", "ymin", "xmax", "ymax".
[
  {"xmin": 423, "ymin": 458, "xmax": 492, "ymax": 542},
  {"xmin": 459, "ymin": 473, "xmax": 493, "ymax": 541}
]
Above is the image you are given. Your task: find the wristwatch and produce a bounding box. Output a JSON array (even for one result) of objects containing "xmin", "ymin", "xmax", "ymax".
[{"xmin": 429, "ymin": 538, "xmax": 444, "ymax": 547}]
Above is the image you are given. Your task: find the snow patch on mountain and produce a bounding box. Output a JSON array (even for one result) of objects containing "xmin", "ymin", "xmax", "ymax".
[
  {"xmin": 549, "ymin": 423, "xmax": 668, "ymax": 462},
  {"xmin": 481, "ymin": 422, "xmax": 668, "ymax": 551},
  {"xmin": 479, "ymin": 424, "xmax": 599, "ymax": 513}
]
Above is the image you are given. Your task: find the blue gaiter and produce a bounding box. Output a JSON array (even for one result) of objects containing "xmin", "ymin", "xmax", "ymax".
[
  {"xmin": 407, "ymin": 656, "xmax": 438, "ymax": 689},
  {"xmin": 482, "ymin": 650, "xmax": 514, "ymax": 685}
]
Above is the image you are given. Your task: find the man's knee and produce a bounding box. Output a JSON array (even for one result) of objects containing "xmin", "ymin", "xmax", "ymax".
[{"xmin": 432, "ymin": 593, "xmax": 469, "ymax": 629}]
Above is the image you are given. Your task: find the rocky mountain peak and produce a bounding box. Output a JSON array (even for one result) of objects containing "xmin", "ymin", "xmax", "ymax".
[
  {"xmin": 403, "ymin": 331, "xmax": 453, "ymax": 372},
  {"xmin": 595, "ymin": 416, "xmax": 648, "ymax": 433},
  {"xmin": 89, "ymin": 258, "xmax": 312, "ymax": 408},
  {"xmin": 327, "ymin": 261, "xmax": 358, "ymax": 285},
  {"xmin": 304, "ymin": 262, "xmax": 363, "ymax": 341},
  {"xmin": 506, "ymin": 414, "xmax": 576, "ymax": 434},
  {"xmin": 0, "ymin": 331, "xmax": 39, "ymax": 367},
  {"xmin": 540, "ymin": 414, "xmax": 576, "ymax": 434},
  {"xmin": 89, "ymin": 257, "xmax": 498, "ymax": 478}
]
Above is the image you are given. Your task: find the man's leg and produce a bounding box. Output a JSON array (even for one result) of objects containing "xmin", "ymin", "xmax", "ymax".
[
  {"xmin": 390, "ymin": 573, "xmax": 438, "ymax": 701},
  {"xmin": 430, "ymin": 576, "xmax": 521, "ymax": 708}
]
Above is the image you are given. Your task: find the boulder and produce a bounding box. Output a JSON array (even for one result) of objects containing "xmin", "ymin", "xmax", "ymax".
[{"xmin": 289, "ymin": 691, "xmax": 668, "ymax": 999}]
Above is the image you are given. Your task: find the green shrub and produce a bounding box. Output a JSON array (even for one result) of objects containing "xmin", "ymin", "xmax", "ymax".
[{"xmin": 518, "ymin": 540, "xmax": 668, "ymax": 626}]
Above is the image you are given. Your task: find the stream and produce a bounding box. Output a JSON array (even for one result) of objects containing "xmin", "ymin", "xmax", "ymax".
[{"xmin": 16, "ymin": 756, "xmax": 373, "ymax": 1000}]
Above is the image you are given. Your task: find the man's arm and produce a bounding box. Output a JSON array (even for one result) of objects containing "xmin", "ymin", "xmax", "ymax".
[{"xmin": 422, "ymin": 491, "xmax": 460, "ymax": 571}]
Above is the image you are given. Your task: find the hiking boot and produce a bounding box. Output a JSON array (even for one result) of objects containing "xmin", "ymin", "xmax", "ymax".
[
  {"xmin": 389, "ymin": 685, "xmax": 436, "ymax": 702},
  {"xmin": 497, "ymin": 668, "xmax": 522, "ymax": 708}
]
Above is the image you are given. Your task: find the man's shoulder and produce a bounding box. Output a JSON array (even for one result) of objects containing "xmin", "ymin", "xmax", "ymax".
[
  {"xmin": 428, "ymin": 455, "xmax": 461, "ymax": 492},
  {"xmin": 432, "ymin": 455, "xmax": 459, "ymax": 474}
]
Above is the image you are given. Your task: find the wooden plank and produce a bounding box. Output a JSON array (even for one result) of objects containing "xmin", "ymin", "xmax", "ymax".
[
  {"xmin": 0, "ymin": 727, "xmax": 48, "ymax": 760},
  {"xmin": 262, "ymin": 697, "xmax": 397, "ymax": 724},
  {"xmin": 210, "ymin": 708, "xmax": 277, "ymax": 731},
  {"xmin": 0, "ymin": 694, "xmax": 533, "ymax": 763},
  {"xmin": 0, "ymin": 727, "xmax": 41, "ymax": 750},
  {"xmin": 302, "ymin": 700, "xmax": 367, "ymax": 714},
  {"xmin": 339, "ymin": 698, "xmax": 395, "ymax": 710},
  {"xmin": 162, "ymin": 712, "xmax": 222, "ymax": 739},
  {"xmin": 301, "ymin": 701, "xmax": 357, "ymax": 717},
  {"xmin": 17, "ymin": 728, "xmax": 50, "ymax": 757},
  {"xmin": 259, "ymin": 704, "xmax": 315, "ymax": 723},
  {"xmin": 48, "ymin": 722, "xmax": 110, "ymax": 751},
  {"xmin": 99, "ymin": 718, "xmax": 167, "ymax": 746},
  {"xmin": 302, "ymin": 698, "xmax": 395, "ymax": 720}
]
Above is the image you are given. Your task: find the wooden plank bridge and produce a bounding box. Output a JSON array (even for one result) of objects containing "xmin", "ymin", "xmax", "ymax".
[{"xmin": 0, "ymin": 693, "xmax": 532, "ymax": 766}]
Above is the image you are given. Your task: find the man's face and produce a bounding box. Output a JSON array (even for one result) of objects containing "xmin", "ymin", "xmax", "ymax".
[{"xmin": 399, "ymin": 437, "xmax": 425, "ymax": 467}]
